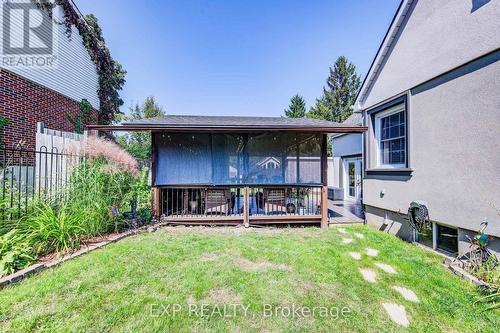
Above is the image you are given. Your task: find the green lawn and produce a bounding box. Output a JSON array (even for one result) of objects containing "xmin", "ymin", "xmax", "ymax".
[{"xmin": 0, "ymin": 226, "xmax": 497, "ymax": 332}]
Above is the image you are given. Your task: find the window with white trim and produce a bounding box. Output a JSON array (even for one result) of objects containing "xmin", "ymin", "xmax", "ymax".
[{"xmin": 374, "ymin": 103, "xmax": 406, "ymax": 168}]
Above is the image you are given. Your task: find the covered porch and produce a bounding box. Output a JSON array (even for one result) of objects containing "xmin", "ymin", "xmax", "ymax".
[{"xmin": 89, "ymin": 115, "xmax": 366, "ymax": 228}]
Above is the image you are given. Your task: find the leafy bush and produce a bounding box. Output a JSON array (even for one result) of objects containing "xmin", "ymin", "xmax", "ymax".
[
  {"xmin": 66, "ymin": 157, "xmax": 136, "ymax": 235},
  {"xmin": 123, "ymin": 167, "xmax": 151, "ymax": 214},
  {"xmin": 474, "ymin": 255, "xmax": 500, "ymax": 286},
  {"xmin": 0, "ymin": 230, "xmax": 35, "ymax": 276},
  {"xmin": 137, "ymin": 207, "xmax": 152, "ymax": 224}
]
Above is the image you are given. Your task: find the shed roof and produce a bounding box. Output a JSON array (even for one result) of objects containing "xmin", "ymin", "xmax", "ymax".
[{"xmin": 87, "ymin": 115, "xmax": 367, "ymax": 133}]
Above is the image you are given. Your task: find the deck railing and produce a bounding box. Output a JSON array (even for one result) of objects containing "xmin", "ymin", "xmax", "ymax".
[{"xmin": 160, "ymin": 186, "xmax": 322, "ymax": 223}]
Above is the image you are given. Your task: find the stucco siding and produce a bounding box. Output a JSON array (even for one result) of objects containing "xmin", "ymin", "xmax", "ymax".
[
  {"xmin": 363, "ymin": 50, "xmax": 500, "ymax": 237},
  {"xmin": 332, "ymin": 133, "xmax": 362, "ymax": 158},
  {"xmin": 331, "ymin": 156, "xmax": 341, "ymax": 188},
  {"xmin": 327, "ymin": 157, "xmax": 335, "ymax": 188},
  {"xmin": 363, "ymin": 0, "xmax": 500, "ymax": 109},
  {"xmin": 0, "ymin": 4, "xmax": 99, "ymax": 109}
]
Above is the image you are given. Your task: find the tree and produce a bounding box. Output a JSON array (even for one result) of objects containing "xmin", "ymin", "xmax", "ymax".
[
  {"xmin": 307, "ymin": 56, "xmax": 360, "ymax": 123},
  {"xmin": 117, "ymin": 96, "xmax": 165, "ymax": 161},
  {"xmin": 284, "ymin": 94, "xmax": 306, "ymax": 118},
  {"xmin": 307, "ymin": 97, "xmax": 331, "ymax": 121}
]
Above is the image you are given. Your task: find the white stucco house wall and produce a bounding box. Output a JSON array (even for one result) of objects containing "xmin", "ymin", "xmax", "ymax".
[
  {"xmin": 331, "ymin": 112, "xmax": 363, "ymax": 203},
  {"xmin": 356, "ymin": 0, "xmax": 500, "ymax": 257}
]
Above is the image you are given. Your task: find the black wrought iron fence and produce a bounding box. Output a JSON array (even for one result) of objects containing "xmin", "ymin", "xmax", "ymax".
[{"xmin": 0, "ymin": 144, "xmax": 82, "ymax": 222}]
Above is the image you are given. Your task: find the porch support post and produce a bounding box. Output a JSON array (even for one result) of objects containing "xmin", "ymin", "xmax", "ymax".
[
  {"xmin": 243, "ymin": 186, "xmax": 249, "ymax": 227},
  {"xmin": 152, "ymin": 187, "xmax": 161, "ymax": 221},
  {"xmin": 321, "ymin": 186, "xmax": 328, "ymax": 228},
  {"xmin": 151, "ymin": 132, "xmax": 160, "ymax": 221},
  {"xmin": 321, "ymin": 134, "xmax": 329, "ymax": 228}
]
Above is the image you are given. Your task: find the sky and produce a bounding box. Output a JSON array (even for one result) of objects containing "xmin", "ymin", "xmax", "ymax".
[{"xmin": 76, "ymin": 0, "xmax": 401, "ymax": 117}]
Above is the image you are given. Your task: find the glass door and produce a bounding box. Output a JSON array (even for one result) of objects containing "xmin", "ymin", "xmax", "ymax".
[
  {"xmin": 348, "ymin": 161, "xmax": 356, "ymax": 198},
  {"xmin": 344, "ymin": 158, "xmax": 362, "ymax": 202}
]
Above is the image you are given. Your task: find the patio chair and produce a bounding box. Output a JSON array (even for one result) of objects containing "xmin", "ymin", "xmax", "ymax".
[
  {"xmin": 263, "ymin": 188, "xmax": 287, "ymax": 215},
  {"xmin": 204, "ymin": 188, "xmax": 231, "ymax": 215}
]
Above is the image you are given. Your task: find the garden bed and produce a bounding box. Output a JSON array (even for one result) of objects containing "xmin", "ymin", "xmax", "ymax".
[
  {"xmin": 0, "ymin": 226, "xmax": 146, "ymax": 288},
  {"xmin": 0, "ymin": 137, "xmax": 151, "ymax": 279}
]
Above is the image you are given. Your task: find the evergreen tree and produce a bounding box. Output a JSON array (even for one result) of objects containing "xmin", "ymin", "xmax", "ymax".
[
  {"xmin": 117, "ymin": 96, "xmax": 165, "ymax": 161},
  {"xmin": 307, "ymin": 97, "xmax": 331, "ymax": 121},
  {"xmin": 284, "ymin": 94, "xmax": 307, "ymax": 118},
  {"xmin": 307, "ymin": 56, "xmax": 361, "ymax": 122}
]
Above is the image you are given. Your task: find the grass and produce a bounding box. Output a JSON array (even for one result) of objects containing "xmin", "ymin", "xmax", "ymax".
[{"xmin": 0, "ymin": 225, "xmax": 498, "ymax": 332}]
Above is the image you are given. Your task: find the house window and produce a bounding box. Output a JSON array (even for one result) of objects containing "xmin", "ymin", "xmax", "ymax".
[{"xmin": 374, "ymin": 103, "xmax": 406, "ymax": 168}]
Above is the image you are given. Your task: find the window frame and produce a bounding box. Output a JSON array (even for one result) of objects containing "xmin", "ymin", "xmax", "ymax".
[{"xmin": 373, "ymin": 103, "xmax": 407, "ymax": 169}]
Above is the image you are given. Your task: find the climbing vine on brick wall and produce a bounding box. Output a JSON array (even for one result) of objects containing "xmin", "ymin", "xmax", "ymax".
[
  {"xmin": 31, "ymin": 0, "xmax": 126, "ymax": 126},
  {"xmin": 0, "ymin": 116, "xmax": 11, "ymax": 145}
]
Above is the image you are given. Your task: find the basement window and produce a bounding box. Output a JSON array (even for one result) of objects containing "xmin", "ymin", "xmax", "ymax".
[
  {"xmin": 436, "ymin": 225, "xmax": 458, "ymax": 255},
  {"xmin": 416, "ymin": 228, "xmax": 433, "ymax": 249}
]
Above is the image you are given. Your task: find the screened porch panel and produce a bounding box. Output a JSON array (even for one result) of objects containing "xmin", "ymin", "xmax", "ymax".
[{"xmin": 154, "ymin": 132, "xmax": 322, "ymax": 186}]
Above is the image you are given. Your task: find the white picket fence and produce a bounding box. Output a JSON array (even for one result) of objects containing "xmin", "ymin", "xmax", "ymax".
[{"xmin": 35, "ymin": 122, "xmax": 86, "ymax": 153}]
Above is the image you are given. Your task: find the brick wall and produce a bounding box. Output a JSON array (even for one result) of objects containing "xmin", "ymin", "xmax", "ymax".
[{"xmin": 0, "ymin": 69, "xmax": 97, "ymax": 148}]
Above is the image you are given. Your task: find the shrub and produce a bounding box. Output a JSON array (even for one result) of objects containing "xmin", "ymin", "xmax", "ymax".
[
  {"xmin": 0, "ymin": 230, "xmax": 35, "ymax": 276},
  {"xmin": 66, "ymin": 158, "xmax": 135, "ymax": 235},
  {"xmin": 474, "ymin": 256, "xmax": 500, "ymax": 286},
  {"xmin": 123, "ymin": 167, "xmax": 151, "ymax": 211},
  {"xmin": 137, "ymin": 207, "xmax": 152, "ymax": 224}
]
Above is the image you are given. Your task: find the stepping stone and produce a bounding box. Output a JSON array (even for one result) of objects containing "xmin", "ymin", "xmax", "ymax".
[
  {"xmin": 349, "ymin": 252, "xmax": 361, "ymax": 260},
  {"xmin": 392, "ymin": 286, "xmax": 419, "ymax": 303},
  {"xmin": 354, "ymin": 233, "xmax": 364, "ymax": 239},
  {"xmin": 359, "ymin": 268, "xmax": 377, "ymax": 283},
  {"xmin": 382, "ymin": 303, "xmax": 410, "ymax": 327},
  {"xmin": 342, "ymin": 238, "xmax": 354, "ymax": 244},
  {"xmin": 337, "ymin": 228, "xmax": 347, "ymax": 234},
  {"xmin": 366, "ymin": 248, "xmax": 378, "ymax": 257},
  {"xmin": 374, "ymin": 262, "xmax": 397, "ymax": 274}
]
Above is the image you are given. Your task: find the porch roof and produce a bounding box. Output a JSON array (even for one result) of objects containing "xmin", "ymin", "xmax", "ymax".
[{"xmin": 87, "ymin": 115, "xmax": 367, "ymax": 133}]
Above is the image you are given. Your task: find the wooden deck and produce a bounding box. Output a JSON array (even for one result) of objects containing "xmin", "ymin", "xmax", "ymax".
[
  {"xmin": 163, "ymin": 215, "xmax": 322, "ymax": 227},
  {"xmin": 328, "ymin": 200, "xmax": 364, "ymax": 225},
  {"xmin": 156, "ymin": 185, "xmax": 328, "ymax": 227}
]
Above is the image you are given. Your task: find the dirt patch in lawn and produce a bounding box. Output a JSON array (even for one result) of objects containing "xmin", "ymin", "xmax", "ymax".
[
  {"xmin": 233, "ymin": 256, "xmax": 290, "ymax": 272},
  {"xmin": 189, "ymin": 288, "xmax": 242, "ymax": 304},
  {"xmin": 199, "ymin": 249, "xmax": 289, "ymax": 272},
  {"xmin": 292, "ymin": 280, "xmax": 339, "ymax": 300},
  {"xmin": 200, "ymin": 252, "xmax": 225, "ymax": 262}
]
